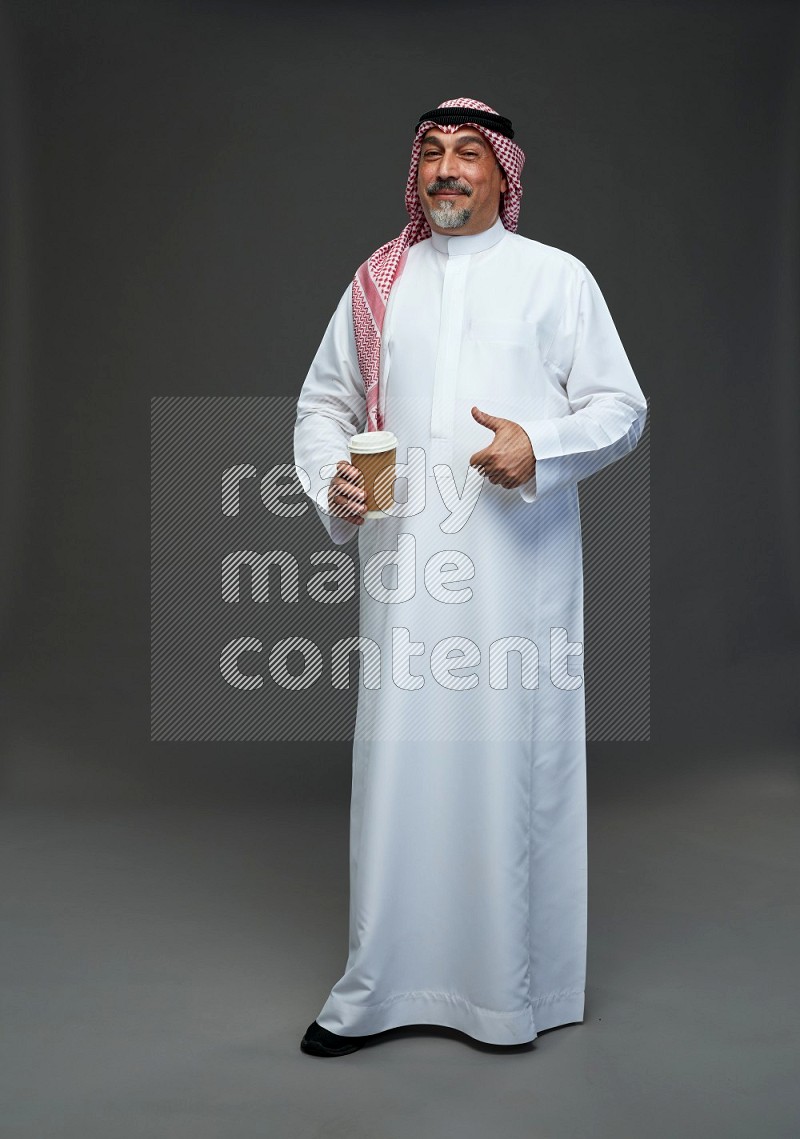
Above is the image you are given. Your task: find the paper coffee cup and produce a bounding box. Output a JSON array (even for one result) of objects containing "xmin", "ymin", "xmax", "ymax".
[{"xmin": 349, "ymin": 430, "xmax": 397, "ymax": 518}]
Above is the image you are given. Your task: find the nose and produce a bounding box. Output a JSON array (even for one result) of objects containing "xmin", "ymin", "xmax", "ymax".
[{"xmin": 436, "ymin": 149, "xmax": 459, "ymax": 181}]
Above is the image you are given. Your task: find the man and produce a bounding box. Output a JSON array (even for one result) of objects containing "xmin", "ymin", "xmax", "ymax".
[{"xmin": 294, "ymin": 97, "xmax": 647, "ymax": 1057}]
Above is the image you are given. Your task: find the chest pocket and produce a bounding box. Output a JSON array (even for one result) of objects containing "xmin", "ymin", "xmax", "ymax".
[
  {"xmin": 466, "ymin": 317, "xmax": 538, "ymax": 348},
  {"xmin": 464, "ymin": 317, "xmax": 557, "ymax": 415}
]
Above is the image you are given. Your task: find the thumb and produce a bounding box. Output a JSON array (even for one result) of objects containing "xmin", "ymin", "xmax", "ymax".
[{"xmin": 472, "ymin": 406, "xmax": 502, "ymax": 431}]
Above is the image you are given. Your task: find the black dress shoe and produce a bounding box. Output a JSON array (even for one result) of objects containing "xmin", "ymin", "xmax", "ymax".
[{"xmin": 300, "ymin": 1020, "xmax": 364, "ymax": 1057}]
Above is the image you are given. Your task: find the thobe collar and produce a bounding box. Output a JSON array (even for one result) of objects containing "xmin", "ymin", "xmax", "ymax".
[{"xmin": 429, "ymin": 214, "xmax": 508, "ymax": 257}]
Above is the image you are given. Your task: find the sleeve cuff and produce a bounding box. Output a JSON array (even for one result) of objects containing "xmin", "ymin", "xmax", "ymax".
[
  {"xmin": 315, "ymin": 500, "xmax": 359, "ymax": 545},
  {"xmin": 516, "ymin": 417, "xmax": 563, "ymax": 503}
]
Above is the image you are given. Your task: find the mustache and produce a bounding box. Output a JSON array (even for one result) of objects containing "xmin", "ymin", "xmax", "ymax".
[{"xmin": 426, "ymin": 179, "xmax": 473, "ymax": 196}]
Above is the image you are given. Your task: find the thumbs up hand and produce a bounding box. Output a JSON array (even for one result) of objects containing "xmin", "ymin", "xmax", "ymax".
[{"xmin": 469, "ymin": 406, "xmax": 536, "ymax": 489}]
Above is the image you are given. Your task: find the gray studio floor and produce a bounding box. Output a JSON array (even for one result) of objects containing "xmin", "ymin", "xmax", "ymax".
[{"xmin": 1, "ymin": 745, "xmax": 797, "ymax": 1139}]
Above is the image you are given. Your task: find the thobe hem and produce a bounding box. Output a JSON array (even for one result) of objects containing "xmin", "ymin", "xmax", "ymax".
[{"xmin": 315, "ymin": 986, "xmax": 585, "ymax": 1046}]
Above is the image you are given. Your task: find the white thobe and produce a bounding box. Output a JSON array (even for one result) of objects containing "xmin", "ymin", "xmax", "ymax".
[{"xmin": 293, "ymin": 215, "xmax": 647, "ymax": 1044}]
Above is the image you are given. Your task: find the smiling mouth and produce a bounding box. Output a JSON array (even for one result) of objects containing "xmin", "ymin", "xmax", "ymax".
[{"xmin": 428, "ymin": 183, "xmax": 471, "ymax": 197}]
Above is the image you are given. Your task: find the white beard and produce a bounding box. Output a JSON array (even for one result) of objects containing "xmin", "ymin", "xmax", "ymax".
[{"xmin": 430, "ymin": 199, "xmax": 473, "ymax": 229}]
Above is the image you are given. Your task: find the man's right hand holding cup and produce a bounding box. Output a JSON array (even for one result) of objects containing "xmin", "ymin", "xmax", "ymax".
[{"xmin": 328, "ymin": 460, "xmax": 367, "ymax": 526}]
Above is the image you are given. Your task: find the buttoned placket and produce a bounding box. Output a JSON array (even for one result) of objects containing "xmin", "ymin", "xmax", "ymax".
[
  {"xmin": 427, "ymin": 217, "xmax": 508, "ymax": 472},
  {"xmin": 429, "ymin": 252, "xmax": 469, "ymax": 469}
]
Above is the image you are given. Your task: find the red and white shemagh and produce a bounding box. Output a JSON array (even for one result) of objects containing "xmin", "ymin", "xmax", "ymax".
[{"xmin": 352, "ymin": 97, "xmax": 526, "ymax": 432}]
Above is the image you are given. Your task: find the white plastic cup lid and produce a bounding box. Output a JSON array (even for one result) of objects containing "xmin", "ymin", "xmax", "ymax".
[{"xmin": 349, "ymin": 430, "xmax": 398, "ymax": 454}]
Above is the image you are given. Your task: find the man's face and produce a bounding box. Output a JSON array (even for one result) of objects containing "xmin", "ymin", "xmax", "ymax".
[{"xmin": 416, "ymin": 127, "xmax": 508, "ymax": 236}]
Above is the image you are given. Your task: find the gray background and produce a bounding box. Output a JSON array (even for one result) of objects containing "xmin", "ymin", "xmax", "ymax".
[{"xmin": 0, "ymin": 1, "xmax": 798, "ymax": 1136}]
